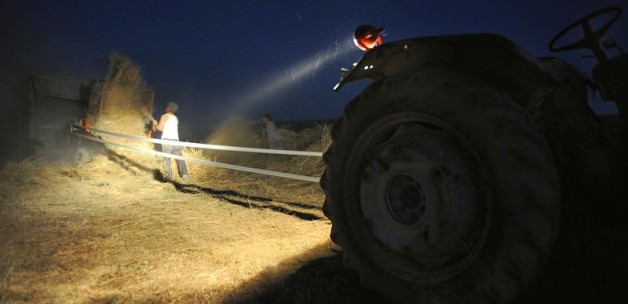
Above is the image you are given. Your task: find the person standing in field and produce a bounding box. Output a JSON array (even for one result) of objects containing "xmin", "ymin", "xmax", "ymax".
[
  {"xmin": 261, "ymin": 113, "xmax": 283, "ymax": 149},
  {"xmin": 154, "ymin": 102, "xmax": 189, "ymax": 180}
]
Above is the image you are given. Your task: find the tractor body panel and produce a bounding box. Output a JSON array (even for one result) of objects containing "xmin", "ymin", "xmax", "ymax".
[{"xmin": 336, "ymin": 33, "xmax": 560, "ymax": 108}]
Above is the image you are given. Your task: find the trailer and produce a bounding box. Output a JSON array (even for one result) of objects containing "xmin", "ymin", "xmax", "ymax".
[{"xmin": 3, "ymin": 74, "xmax": 154, "ymax": 161}]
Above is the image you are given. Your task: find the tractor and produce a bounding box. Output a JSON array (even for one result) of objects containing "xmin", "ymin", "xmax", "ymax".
[{"xmin": 323, "ymin": 7, "xmax": 628, "ymax": 303}]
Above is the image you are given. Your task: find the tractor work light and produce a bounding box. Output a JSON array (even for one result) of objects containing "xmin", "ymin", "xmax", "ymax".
[{"xmin": 353, "ymin": 24, "xmax": 384, "ymax": 51}]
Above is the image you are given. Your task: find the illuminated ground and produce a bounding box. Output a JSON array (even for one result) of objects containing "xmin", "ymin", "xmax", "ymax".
[
  {"xmin": 0, "ymin": 149, "xmax": 627, "ymax": 303},
  {"xmin": 0, "ymin": 152, "xmax": 339, "ymax": 303}
]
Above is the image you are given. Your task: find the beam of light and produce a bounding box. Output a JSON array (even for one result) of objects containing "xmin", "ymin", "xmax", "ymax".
[{"xmin": 221, "ymin": 38, "xmax": 356, "ymax": 120}]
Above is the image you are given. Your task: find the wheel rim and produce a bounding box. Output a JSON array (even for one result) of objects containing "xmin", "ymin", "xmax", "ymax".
[
  {"xmin": 346, "ymin": 113, "xmax": 492, "ymax": 283},
  {"xmin": 386, "ymin": 174, "xmax": 426, "ymax": 226}
]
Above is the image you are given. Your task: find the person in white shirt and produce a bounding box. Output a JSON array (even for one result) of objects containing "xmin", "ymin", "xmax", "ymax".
[{"xmin": 154, "ymin": 102, "xmax": 189, "ymax": 180}]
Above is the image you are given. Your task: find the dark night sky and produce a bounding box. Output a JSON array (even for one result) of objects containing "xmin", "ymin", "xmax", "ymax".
[{"xmin": 1, "ymin": 0, "xmax": 627, "ymax": 128}]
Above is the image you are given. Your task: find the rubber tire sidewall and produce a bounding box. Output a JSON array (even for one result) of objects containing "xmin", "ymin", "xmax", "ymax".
[{"xmin": 322, "ymin": 70, "xmax": 560, "ymax": 304}]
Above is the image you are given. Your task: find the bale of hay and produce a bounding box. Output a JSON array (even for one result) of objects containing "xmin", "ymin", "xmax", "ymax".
[{"xmin": 92, "ymin": 53, "xmax": 154, "ymax": 162}]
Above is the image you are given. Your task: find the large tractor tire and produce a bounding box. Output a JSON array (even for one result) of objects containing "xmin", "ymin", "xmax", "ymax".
[{"xmin": 321, "ymin": 70, "xmax": 560, "ymax": 304}]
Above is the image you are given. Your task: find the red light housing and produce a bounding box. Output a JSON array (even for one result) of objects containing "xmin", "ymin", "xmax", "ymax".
[{"xmin": 353, "ymin": 25, "xmax": 384, "ymax": 51}]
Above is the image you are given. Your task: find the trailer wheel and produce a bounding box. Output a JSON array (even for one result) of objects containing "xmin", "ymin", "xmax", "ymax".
[{"xmin": 321, "ymin": 70, "xmax": 560, "ymax": 303}]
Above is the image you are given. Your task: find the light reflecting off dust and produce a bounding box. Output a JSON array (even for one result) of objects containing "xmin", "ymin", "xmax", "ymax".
[{"xmin": 222, "ymin": 38, "xmax": 356, "ymax": 120}]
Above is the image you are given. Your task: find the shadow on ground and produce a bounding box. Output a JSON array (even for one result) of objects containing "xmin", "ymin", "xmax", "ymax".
[
  {"xmin": 41, "ymin": 228, "xmax": 628, "ymax": 304},
  {"xmin": 105, "ymin": 148, "xmax": 324, "ymax": 221},
  {"xmin": 226, "ymin": 253, "xmax": 383, "ymax": 304},
  {"xmin": 220, "ymin": 229, "xmax": 628, "ymax": 304},
  {"xmin": 174, "ymin": 181, "xmax": 324, "ymax": 221}
]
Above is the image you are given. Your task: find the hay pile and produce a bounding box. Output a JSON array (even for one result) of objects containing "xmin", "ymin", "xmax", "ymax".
[
  {"xmin": 274, "ymin": 124, "xmax": 331, "ymax": 177},
  {"xmin": 87, "ymin": 53, "xmax": 154, "ymax": 165},
  {"xmin": 95, "ymin": 53, "xmax": 151, "ymax": 134},
  {"xmin": 183, "ymin": 121, "xmax": 331, "ymax": 206},
  {"xmin": 201, "ymin": 117, "xmax": 267, "ymax": 169}
]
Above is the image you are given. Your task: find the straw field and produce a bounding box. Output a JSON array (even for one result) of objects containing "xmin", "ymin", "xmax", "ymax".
[
  {"xmin": 0, "ymin": 118, "xmax": 343, "ymax": 303},
  {"xmin": 1, "ymin": 122, "xmax": 628, "ymax": 303}
]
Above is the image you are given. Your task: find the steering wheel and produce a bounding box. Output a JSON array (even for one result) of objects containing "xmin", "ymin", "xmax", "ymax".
[{"xmin": 549, "ymin": 7, "xmax": 621, "ymax": 59}]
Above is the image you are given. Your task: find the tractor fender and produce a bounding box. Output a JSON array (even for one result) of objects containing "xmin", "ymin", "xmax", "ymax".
[{"xmin": 336, "ymin": 33, "xmax": 560, "ymax": 108}]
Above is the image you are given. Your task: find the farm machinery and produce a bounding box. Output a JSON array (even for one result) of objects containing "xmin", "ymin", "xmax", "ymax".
[
  {"xmin": 323, "ymin": 7, "xmax": 628, "ymax": 303},
  {"xmin": 4, "ymin": 73, "xmax": 154, "ymax": 162}
]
